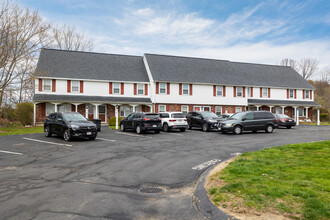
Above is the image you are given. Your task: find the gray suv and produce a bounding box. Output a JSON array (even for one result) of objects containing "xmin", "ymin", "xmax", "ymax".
[{"xmin": 218, "ymin": 111, "xmax": 277, "ymax": 134}]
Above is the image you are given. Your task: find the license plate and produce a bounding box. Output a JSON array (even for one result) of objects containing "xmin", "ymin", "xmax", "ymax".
[
  {"xmin": 178, "ymin": 119, "xmax": 182, "ymax": 122},
  {"xmin": 153, "ymin": 125, "xmax": 157, "ymax": 127},
  {"xmin": 218, "ymin": 127, "xmax": 221, "ymax": 131},
  {"xmin": 87, "ymin": 132, "xmax": 92, "ymax": 135},
  {"xmin": 288, "ymin": 120, "xmax": 292, "ymax": 122}
]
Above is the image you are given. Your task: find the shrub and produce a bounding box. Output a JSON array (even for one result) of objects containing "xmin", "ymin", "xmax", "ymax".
[
  {"xmin": 108, "ymin": 116, "xmax": 124, "ymax": 126},
  {"xmin": 320, "ymin": 113, "xmax": 328, "ymax": 122},
  {"xmin": 0, "ymin": 106, "xmax": 17, "ymax": 121},
  {"xmin": 15, "ymin": 103, "xmax": 34, "ymax": 126}
]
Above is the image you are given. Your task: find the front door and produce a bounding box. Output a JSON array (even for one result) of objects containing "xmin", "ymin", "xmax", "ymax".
[
  {"xmin": 98, "ymin": 105, "xmax": 106, "ymax": 122},
  {"xmin": 87, "ymin": 104, "xmax": 94, "ymax": 121},
  {"xmin": 203, "ymin": 107, "xmax": 210, "ymax": 111}
]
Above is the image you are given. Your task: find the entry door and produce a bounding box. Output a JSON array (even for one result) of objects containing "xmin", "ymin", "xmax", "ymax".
[
  {"xmin": 87, "ymin": 104, "xmax": 94, "ymax": 121},
  {"xmin": 98, "ymin": 105, "xmax": 106, "ymax": 122},
  {"xmin": 203, "ymin": 107, "xmax": 210, "ymax": 111}
]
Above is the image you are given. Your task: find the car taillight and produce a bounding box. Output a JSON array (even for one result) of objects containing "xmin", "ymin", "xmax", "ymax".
[
  {"xmin": 144, "ymin": 118, "xmax": 151, "ymax": 121},
  {"xmin": 184, "ymin": 119, "xmax": 187, "ymax": 121},
  {"xmin": 280, "ymin": 119, "xmax": 286, "ymax": 122},
  {"xmin": 275, "ymin": 119, "xmax": 278, "ymax": 123},
  {"xmin": 169, "ymin": 119, "xmax": 176, "ymax": 122}
]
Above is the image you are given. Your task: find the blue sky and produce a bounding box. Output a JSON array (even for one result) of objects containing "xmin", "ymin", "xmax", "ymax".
[{"xmin": 19, "ymin": 0, "xmax": 330, "ymax": 76}]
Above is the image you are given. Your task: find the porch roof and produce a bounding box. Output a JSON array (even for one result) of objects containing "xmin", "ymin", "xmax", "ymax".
[
  {"xmin": 248, "ymin": 99, "xmax": 320, "ymax": 107},
  {"xmin": 33, "ymin": 94, "xmax": 152, "ymax": 104}
]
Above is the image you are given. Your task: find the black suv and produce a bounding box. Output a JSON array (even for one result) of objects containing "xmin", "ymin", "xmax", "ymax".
[
  {"xmin": 120, "ymin": 112, "xmax": 162, "ymax": 134},
  {"xmin": 186, "ymin": 111, "xmax": 221, "ymax": 132},
  {"xmin": 218, "ymin": 111, "xmax": 277, "ymax": 134},
  {"xmin": 44, "ymin": 112, "xmax": 97, "ymax": 141}
]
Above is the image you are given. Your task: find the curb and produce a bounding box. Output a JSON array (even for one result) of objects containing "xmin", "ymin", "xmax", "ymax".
[{"xmin": 193, "ymin": 160, "xmax": 240, "ymax": 220}]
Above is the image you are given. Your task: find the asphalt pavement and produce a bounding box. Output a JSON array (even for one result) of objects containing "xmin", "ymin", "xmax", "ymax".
[{"xmin": 0, "ymin": 125, "xmax": 329, "ymax": 220}]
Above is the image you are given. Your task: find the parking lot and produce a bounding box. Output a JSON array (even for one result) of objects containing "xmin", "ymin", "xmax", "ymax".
[{"xmin": 0, "ymin": 126, "xmax": 329, "ymax": 220}]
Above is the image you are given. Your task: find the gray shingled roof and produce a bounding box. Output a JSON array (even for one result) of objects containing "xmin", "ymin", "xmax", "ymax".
[
  {"xmin": 33, "ymin": 94, "xmax": 151, "ymax": 104},
  {"xmin": 144, "ymin": 54, "xmax": 315, "ymax": 90},
  {"xmin": 35, "ymin": 49, "xmax": 150, "ymax": 82},
  {"xmin": 248, "ymin": 99, "xmax": 320, "ymax": 107}
]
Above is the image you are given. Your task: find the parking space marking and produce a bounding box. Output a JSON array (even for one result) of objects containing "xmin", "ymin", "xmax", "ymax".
[
  {"xmin": 192, "ymin": 159, "xmax": 221, "ymax": 170},
  {"xmin": 163, "ymin": 133, "xmax": 184, "ymax": 136},
  {"xmin": 115, "ymin": 132, "xmax": 152, "ymax": 138},
  {"xmin": 97, "ymin": 138, "xmax": 116, "ymax": 142},
  {"xmin": 0, "ymin": 150, "xmax": 23, "ymax": 155},
  {"xmin": 23, "ymin": 138, "xmax": 73, "ymax": 147}
]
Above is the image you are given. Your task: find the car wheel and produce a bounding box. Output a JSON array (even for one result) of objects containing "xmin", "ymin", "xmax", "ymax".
[
  {"xmin": 179, "ymin": 128, "xmax": 186, "ymax": 132},
  {"xmin": 187, "ymin": 122, "xmax": 192, "ymax": 130},
  {"xmin": 233, "ymin": 125, "xmax": 242, "ymax": 135},
  {"xmin": 265, "ymin": 125, "xmax": 274, "ymax": 133},
  {"xmin": 136, "ymin": 125, "xmax": 142, "ymax": 134},
  {"xmin": 253, "ymin": 130, "xmax": 257, "ymax": 133},
  {"xmin": 202, "ymin": 123, "xmax": 209, "ymax": 132},
  {"xmin": 120, "ymin": 124, "xmax": 125, "ymax": 131},
  {"xmin": 286, "ymin": 126, "xmax": 292, "ymax": 129},
  {"xmin": 63, "ymin": 129, "xmax": 71, "ymax": 141},
  {"xmin": 154, "ymin": 130, "xmax": 160, "ymax": 134},
  {"xmin": 44, "ymin": 126, "xmax": 52, "ymax": 137},
  {"xmin": 163, "ymin": 123, "xmax": 169, "ymax": 132}
]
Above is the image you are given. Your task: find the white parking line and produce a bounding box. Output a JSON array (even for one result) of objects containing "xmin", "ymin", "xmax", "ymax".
[
  {"xmin": 164, "ymin": 133, "xmax": 184, "ymax": 136},
  {"xmin": 0, "ymin": 150, "xmax": 23, "ymax": 155},
  {"xmin": 115, "ymin": 132, "xmax": 152, "ymax": 138},
  {"xmin": 23, "ymin": 138, "xmax": 72, "ymax": 147},
  {"xmin": 97, "ymin": 138, "xmax": 116, "ymax": 142}
]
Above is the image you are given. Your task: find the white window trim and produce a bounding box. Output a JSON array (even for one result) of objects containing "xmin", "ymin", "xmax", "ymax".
[
  {"xmin": 182, "ymin": 84, "xmax": 190, "ymax": 95},
  {"xmin": 247, "ymin": 87, "xmax": 251, "ymax": 97},
  {"xmin": 216, "ymin": 86, "xmax": 223, "ymax": 96},
  {"xmin": 181, "ymin": 105, "xmax": 188, "ymax": 114},
  {"xmin": 113, "ymin": 83, "xmax": 121, "ymax": 94},
  {"xmin": 137, "ymin": 83, "xmax": 145, "ymax": 95},
  {"xmin": 43, "ymin": 79, "xmax": 52, "ymax": 92},
  {"xmin": 71, "ymin": 80, "xmax": 80, "ymax": 93},
  {"xmin": 159, "ymin": 83, "xmax": 167, "ymax": 94},
  {"xmin": 289, "ymin": 89, "xmax": 294, "ymax": 99},
  {"xmin": 305, "ymin": 90, "xmax": 310, "ymax": 99},
  {"xmin": 262, "ymin": 88, "xmax": 268, "ymax": 98},
  {"xmin": 215, "ymin": 106, "xmax": 222, "ymax": 116},
  {"xmin": 236, "ymin": 87, "xmax": 243, "ymax": 97},
  {"xmin": 158, "ymin": 105, "xmax": 166, "ymax": 112}
]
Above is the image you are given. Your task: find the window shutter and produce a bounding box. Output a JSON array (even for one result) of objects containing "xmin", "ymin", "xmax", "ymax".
[
  {"xmin": 233, "ymin": 86, "xmax": 236, "ymax": 97},
  {"xmin": 251, "ymin": 87, "xmax": 253, "ymax": 97},
  {"xmin": 134, "ymin": 83, "xmax": 137, "ymax": 95},
  {"xmin": 179, "ymin": 83, "xmax": 182, "ymax": 95},
  {"xmin": 302, "ymin": 90, "xmax": 305, "ymax": 99},
  {"xmin": 67, "ymin": 80, "xmax": 71, "ymax": 93},
  {"xmin": 294, "ymin": 89, "xmax": 297, "ymax": 99},
  {"xmin": 268, "ymin": 88, "xmax": 270, "ymax": 98},
  {"xmin": 145, "ymin": 84, "xmax": 148, "ymax": 95},
  {"xmin": 260, "ymin": 88, "xmax": 262, "ymax": 98},
  {"xmin": 109, "ymin": 82, "xmax": 112, "ymax": 94},
  {"xmin": 156, "ymin": 82, "xmax": 159, "ymax": 94},
  {"xmin": 166, "ymin": 105, "xmax": 169, "ymax": 111},
  {"xmin": 121, "ymin": 83, "xmax": 124, "ymax": 95},
  {"xmin": 167, "ymin": 83, "xmax": 170, "ymax": 94},
  {"xmin": 287, "ymin": 89, "xmax": 289, "ymax": 99},
  {"xmin": 38, "ymin": 79, "xmax": 42, "ymax": 91},
  {"xmin": 243, "ymin": 87, "xmax": 246, "ymax": 98},
  {"xmin": 155, "ymin": 104, "xmax": 159, "ymax": 113},
  {"xmin": 189, "ymin": 84, "xmax": 192, "ymax": 95},
  {"xmin": 223, "ymin": 86, "xmax": 226, "ymax": 97},
  {"xmin": 80, "ymin": 81, "xmax": 83, "ymax": 93},
  {"xmin": 310, "ymin": 90, "xmax": 312, "ymax": 99},
  {"xmin": 52, "ymin": 79, "xmax": 56, "ymax": 92},
  {"xmin": 213, "ymin": 85, "xmax": 216, "ymax": 96}
]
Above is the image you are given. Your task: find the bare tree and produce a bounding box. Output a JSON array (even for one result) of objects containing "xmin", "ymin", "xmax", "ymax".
[
  {"xmin": 280, "ymin": 58, "xmax": 319, "ymax": 80},
  {"xmin": 50, "ymin": 24, "xmax": 94, "ymax": 51}
]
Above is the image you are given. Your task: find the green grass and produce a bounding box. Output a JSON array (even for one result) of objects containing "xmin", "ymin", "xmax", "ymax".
[
  {"xmin": 208, "ymin": 141, "xmax": 330, "ymax": 219},
  {"xmin": 0, "ymin": 124, "xmax": 43, "ymax": 136},
  {"xmin": 109, "ymin": 126, "xmax": 118, "ymax": 130},
  {"xmin": 300, "ymin": 122, "xmax": 330, "ymax": 126}
]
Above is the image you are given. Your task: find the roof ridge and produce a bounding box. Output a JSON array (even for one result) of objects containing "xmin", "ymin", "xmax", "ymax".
[{"xmin": 42, "ymin": 48, "xmax": 143, "ymax": 58}]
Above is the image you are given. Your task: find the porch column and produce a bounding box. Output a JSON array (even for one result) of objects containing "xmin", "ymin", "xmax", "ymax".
[
  {"xmin": 317, "ymin": 108, "xmax": 320, "ymax": 126},
  {"xmin": 281, "ymin": 106, "xmax": 286, "ymax": 114},
  {"xmin": 256, "ymin": 105, "xmax": 260, "ymax": 111},
  {"xmin": 148, "ymin": 105, "xmax": 153, "ymax": 112},
  {"xmin": 54, "ymin": 103, "xmax": 58, "ymax": 112},
  {"xmin": 75, "ymin": 104, "xmax": 78, "ymax": 112},
  {"xmin": 305, "ymin": 107, "xmax": 309, "ymax": 119},
  {"xmin": 94, "ymin": 104, "xmax": 99, "ymax": 119},
  {"xmin": 295, "ymin": 107, "xmax": 299, "ymax": 126},
  {"xmin": 85, "ymin": 104, "xmax": 89, "ymax": 118},
  {"xmin": 131, "ymin": 105, "xmax": 137, "ymax": 112},
  {"xmin": 269, "ymin": 106, "xmax": 273, "ymax": 112},
  {"xmin": 33, "ymin": 103, "xmax": 36, "ymax": 126},
  {"xmin": 115, "ymin": 104, "xmax": 119, "ymax": 130}
]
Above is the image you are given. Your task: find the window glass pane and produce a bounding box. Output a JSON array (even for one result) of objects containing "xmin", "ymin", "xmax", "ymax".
[
  {"xmin": 237, "ymin": 87, "xmax": 243, "ymax": 97},
  {"xmin": 289, "ymin": 89, "xmax": 294, "ymax": 98},
  {"xmin": 305, "ymin": 90, "xmax": 309, "ymax": 98},
  {"xmin": 172, "ymin": 113, "xmax": 185, "ymax": 118},
  {"xmin": 216, "ymin": 86, "xmax": 223, "ymax": 96},
  {"xmin": 248, "ymin": 87, "xmax": 251, "ymax": 97},
  {"xmin": 113, "ymin": 83, "xmax": 120, "ymax": 94},
  {"xmin": 46, "ymin": 103, "xmax": 54, "ymax": 116},
  {"xmin": 44, "ymin": 79, "xmax": 51, "ymax": 91},
  {"xmin": 159, "ymin": 83, "xmax": 166, "ymax": 94},
  {"xmin": 138, "ymin": 84, "xmax": 144, "ymax": 94},
  {"xmin": 182, "ymin": 84, "xmax": 189, "ymax": 94},
  {"xmin": 99, "ymin": 105, "xmax": 105, "ymax": 114},
  {"xmin": 262, "ymin": 88, "xmax": 268, "ymax": 97},
  {"xmin": 235, "ymin": 107, "xmax": 242, "ymax": 112},
  {"xmin": 215, "ymin": 106, "xmax": 222, "ymax": 116},
  {"xmin": 181, "ymin": 106, "xmax": 188, "ymax": 114},
  {"xmin": 159, "ymin": 105, "xmax": 166, "ymax": 112},
  {"xmin": 72, "ymin": 81, "xmax": 79, "ymax": 92},
  {"xmin": 244, "ymin": 113, "xmax": 254, "ymax": 120}
]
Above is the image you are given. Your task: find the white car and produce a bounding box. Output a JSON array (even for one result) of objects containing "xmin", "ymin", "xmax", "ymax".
[{"xmin": 159, "ymin": 112, "xmax": 188, "ymax": 132}]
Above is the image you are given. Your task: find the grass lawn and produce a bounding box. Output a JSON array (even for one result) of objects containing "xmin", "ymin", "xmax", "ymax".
[
  {"xmin": 109, "ymin": 126, "xmax": 118, "ymax": 130},
  {"xmin": 0, "ymin": 123, "xmax": 44, "ymax": 136},
  {"xmin": 300, "ymin": 122, "xmax": 330, "ymax": 126},
  {"xmin": 208, "ymin": 141, "xmax": 330, "ymax": 220}
]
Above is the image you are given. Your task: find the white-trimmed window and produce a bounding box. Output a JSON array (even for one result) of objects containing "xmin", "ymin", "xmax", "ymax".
[
  {"xmin": 235, "ymin": 107, "xmax": 242, "ymax": 112},
  {"xmin": 225, "ymin": 107, "xmax": 229, "ymax": 113},
  {"xmin": 215, "ymin": 106, "xmax": 222, "ymax": 116},
  {"xmin": 43, "ymin": 79, "xmax": 52, "ymax": 91},
  {"xmin": 137, "ymin": 84, "xmax": 144, "ymax": 95},
  {"xmin": 71, "ymin": 81, "xmax": 79, "ymax": 93},
  {"xmin": 58, "ymin": 104, "xmax": 72, "ymax": 112},
  {"xmin": 46, "ymin": 103, "xmax": 55, "ymax": 116},
  {"xmin": 236, "ymin": 87, "xmax": 243, "ymax": 97},
  {"xmin": 262, "ymin": 88, "xmax": 268, "ymax": 98},
  {"xmin": 159, "ymin": 105, "xmax": 166, "ymax": 112},
  {"xmin": 181, "ymin": 105, "xmax": 188, "ymax": 114},
  {"xmin": 305, "ymin": 90, "xmax": 310, "ymax": 99},
  {"xmin": 159, "ymin": 83, "xmax": 166, "ymax": 94},
  {"xmin": 298, "ymin": 107, "xmax": 306, "ymax": 117},
  {"xmin": 113, "ymin": 83, "xmax": 120, "ymax": 94},
  {"xmin": 247, "ymin": 87, "xmax": 252, "ymax": 97},
  {"xmin": 289, "ymin": 89, "xmax": 294, "ymax": 98},
  {"xmin": 182, "ymin": 84, "xmax": 189, "ymax": 95},
  {"xmin": 216, "ymin": 86, "xmax": 223, "ymax": 96},
  {"xmin": 120, "ymin": 105, "xmax": 132, "ymax": 117}
]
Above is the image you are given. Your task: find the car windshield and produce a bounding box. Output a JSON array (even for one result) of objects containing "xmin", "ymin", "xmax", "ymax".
[
  {"xmin": 200, "ymin": 112, "xmax": 218, "ymax": 118},
  {"xmin": 277, "ymin": 114, "xmax": 291, "ymax": 119},
  {"xmin": 144, "ymin": 114, "xmax": 159, "ymax": 119},
  {"xmin": 229, "ymin": 112, "xmax": 246, "ymax": 120},
  {"xmin": 63, "ymin": 113, "xmax": 88, "ymax": 122},
  {"xmin": 172, "ymin": 113, "xmax": 185, "ymax": 118}
]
